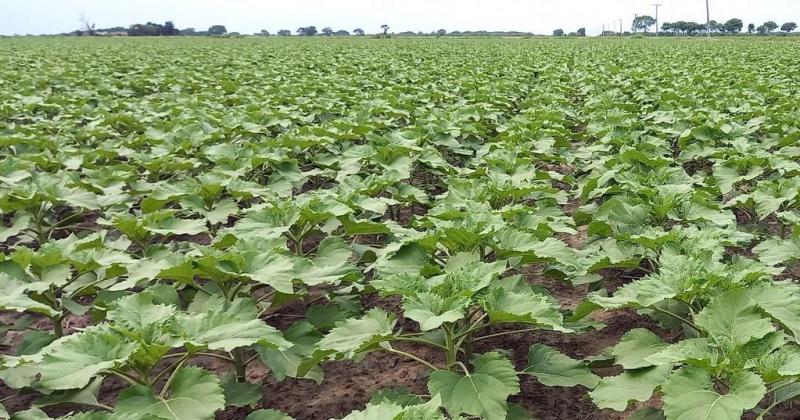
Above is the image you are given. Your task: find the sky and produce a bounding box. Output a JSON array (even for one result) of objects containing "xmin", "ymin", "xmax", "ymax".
[{"xmin": 1, "ymin": 0, "xmax": 798, "ymax": 36}]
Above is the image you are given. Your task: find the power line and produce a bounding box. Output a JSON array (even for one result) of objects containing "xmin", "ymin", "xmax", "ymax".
[{"xmin": 652, "ymin": 3, "xmax": 662, "ymax": 36}]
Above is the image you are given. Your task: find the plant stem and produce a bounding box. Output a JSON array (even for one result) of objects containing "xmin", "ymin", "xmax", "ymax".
[
  {"xmin": 443, "ymin": 325, "xmax": 457, "ymax": 368},
  {"xmin": 51, "ymin": 314, "xmax": 64, "ymax": 338},
  {"xmin": 394, "ymin": 336, "xmax": 448, "ymax": 350},
  {"xmin": 107, "ymin": 369, "xmax": 144, "ymax": 386},
  {"xmin": 196, "ymin": 352, "xmax": 236, "ymax": 363},
  {"xmin": 473, "ymin": 327, "xmax": 541, "ymax": 342},
  {"xmin": 159, "ymin": 354, "xmax": 189, "ymax": 398},
  {"xmin": 231, "ymin": 348, "xmax": 247, "ymax": 382},
  {"xmin": 385, "ymin": 347, "xmax": 438, "ymax": 371},
  {"xmin": 650, "ymin": 306, "xmax": 701, "ymax": 333}
]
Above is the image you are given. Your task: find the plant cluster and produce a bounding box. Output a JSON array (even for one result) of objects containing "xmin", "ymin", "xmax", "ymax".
[{"xmin": 1, "ymin": 36, "xmax": 800, "ymax": 419}]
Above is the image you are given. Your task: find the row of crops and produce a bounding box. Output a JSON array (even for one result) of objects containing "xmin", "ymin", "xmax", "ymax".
[{"xmin": 2, "ymin": 36, "xmax": 800, "ymax": 419}]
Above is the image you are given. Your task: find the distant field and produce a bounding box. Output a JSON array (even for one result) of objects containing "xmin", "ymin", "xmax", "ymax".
[{"xmin": 2, "ymin": 36, "xmax": 800, "ymax": 419}]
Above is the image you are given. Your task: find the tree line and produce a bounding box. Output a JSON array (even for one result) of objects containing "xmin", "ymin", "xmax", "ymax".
[
  {"xmin": 630, "ymin": 16, "xmax": 796, "ymax": 36},
  {"xmin": 69, "ymin": 18, "xmax": 800, "ymax": 38}
]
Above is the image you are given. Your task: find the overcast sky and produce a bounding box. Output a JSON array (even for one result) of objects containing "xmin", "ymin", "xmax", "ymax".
[{"xmin": 2, "ymin": 0, "xmax": 798, "ymax": 36}]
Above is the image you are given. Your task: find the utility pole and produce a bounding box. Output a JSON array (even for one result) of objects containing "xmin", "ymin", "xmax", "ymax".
[
  {"xmin": 653, "ymin": 4, "xmax": 662, "ymax": 36},
  {"xmin": 620, "ymin": 19, "xmax": 623, "ymax": 35},
  {"xmin": 706, "ymin": 0, "xmax": 711, "ymax": 37}
]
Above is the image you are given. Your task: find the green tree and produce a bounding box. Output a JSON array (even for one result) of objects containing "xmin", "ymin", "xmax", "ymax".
[
  {"xmin": 723, "ymin": 18, "xmax": 743, "ymax": 34},
  {"xmin": 297, "ymin": 26, "xmax": 317, "ymax": 36},
  {"xmin": 781, "ymin": 22, "xmax": 798, "ymax": 33},
  {"xmin": 764, "ymin": 21, "xmax": 779, "ymax": 33},
  {"xmin": 207, "ymin": 25, "xmax": 227, "ymax": 36},
  {"xmin": 381, "ymin": 24, "xmax": 390, "ymax": 34},
  {"xmin": 321, "ymin": 27, "xmax": 333, "ymax": 36},
  {"xmin": 577, "ymin": 27, "xmax": 586, "ymax": 37},
  {"xmin": 277, "ymin": 29, "xmax": 291, "ymax": 36},
  {"xmin": 747, "ymin": 23, "xmax": 755, "ymax": 34},
  {"xmin": 436, "ymin": 28, "xmax": 447, "ymax": 37},
  {"xmin": 162, "ymin": 21, "xmax": 179, "ymax": 36},
  {"xmin": 552, "ymin": 28, "xmax": 564, "ymax": 36},
  {"xmin": 632, "ymin": 15, "xmax": 656, "ymax": 33}
]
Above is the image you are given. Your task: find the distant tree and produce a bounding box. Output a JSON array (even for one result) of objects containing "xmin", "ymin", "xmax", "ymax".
[
  {"xmin": 162, "ymin": 21, "xmax": 179, "ymax": 36},
  {"xmin": 208, "ymin": 25, "xmax": 227, "ymax": 35},
  {"xmin": 353, "ymin": 28, "xmax": 364, "ymax": 36},
  {"xmin": 723, "ymin": 18, "xmax": 743, "ymax": 34},
  {"xmin": 661, "ymin": 22, "xmax": 673, "ymax": 34},
  {"xmin": 552, "ymin": 28, "xmax": 564, "ymax": 36},
  {"xmin": 577, "ymin": 27, "xmax": 586, "ymax": 37},
  {"xmin": 129, "ymin": 22, "xmax": 164, "ymax": 36},
  {"xmin": 258, "ymin": 29, "xmax": 270, "ymax": 36},
  {"xmin": 381, "ymin": 24, "xmax": 390, "ymax": 34},
  {"xmin": 684, "ymin": 22, "xmax": 706, "ymax": 35},
  {"xmin": 781, "ymin": 22, "xmax": 798, "ymax": 33},
  {"xmin": 756, "ymin": 25, "xmax": 767, "ymax": 34},
  {"xmin": 296, "ymin": 26, "xmax": 317, "ymax": 36},
  {"xmin": 436, "ymin": 28, "xmax": 447, "ymax": 37},
  {"xmin": 277, "ymin": 29, "xmax": 291, "ymax": 36},
  {"xmin": 182, "ymin": 27, "xmax": 197, "ymax": 36},
  {"xmin": 708, "ymin": 20, "xmax": 722, "ymax": 34},
  {"xmin": 747, "ymin": 23, "xmax": 756, "ymax": 34},
  {"xmin": 79, "ymin": 14, "xmax": 96, "ymax": 36},
  {"xmin": 632, "ymin": 15, "xmax": 656, "ymax": 33},
  {"xmin": 764, "ymin": 21, "xmax": 779, "ymax": 33},
  {"xmin": 322, "ymin": 27, "xmax": 333, "ymax": 36},
  {"xmin": 334, "ymin": 29, "xmax": 350, "ymax": 36}
]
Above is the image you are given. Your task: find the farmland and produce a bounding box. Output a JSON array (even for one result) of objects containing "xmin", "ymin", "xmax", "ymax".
[{"xmin": 1, "ymin": 35, "xmax": 800, "ymax": 419}]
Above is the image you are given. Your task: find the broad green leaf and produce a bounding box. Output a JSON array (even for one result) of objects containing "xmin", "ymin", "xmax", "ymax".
[
  {"xmin": 36, "ymin": 325, "xmax": 138, "ymax": 390},
  {"xmin": 220, "ymin": 373, "xmax": 262, "ymax": 407},
  {"xmin": 318, "ymin": 309, "xmax": 396, "ymax": 357},
  {"xmin": 589, "ymin": 365, "xmax": 672, "ymax": 411},
  {"xmin": 403, "ymin": 292, "xmax": 469, "ymax": 331},
  {"xmin": 427, "ymin": 352, "xmax": 518, "ymax": 419},
  {"xmin": 612, "ymin": 329, "xmax": 668, "ymax": 369},
  {"xmin": 694, "ymin": 289, "xmax": 775, "ymax": 351},
  {"xmin": 116, "ymin": 367, "xmax": 225, "ymax": 420},
  {"xmin": 172, "ymin": 298, "xmax": 290, "ymax": 352},
  {"xmin": 523, "ymin": 344, "xmax": 599, "ymax": 388},
  {"xmin": 662, "ymin": 367, "xmax": 765, "ymax": 420}
]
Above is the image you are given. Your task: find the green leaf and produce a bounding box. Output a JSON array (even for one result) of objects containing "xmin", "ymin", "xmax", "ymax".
[
  {"xmin": 662, "ymin": 367, "xmax": 765, "ymax": 420},
  {"xmin": 257, "ymin": 321, "xmax": 323, "ymax": 383},
  {"xmin": 748, "ymin": 282, "xmax": 800, "ymax": 339},
  {"xmin": 611, "ymin": 329, "xmax": 668, "ymax": 369},
  {"xmin": 522, "ymin": 344, "xmax": 599, "ymax": 388},
  {"xmin": 427, "ymin": 352, "xmax": 519, "ymax": 419},
  {"xmin": 116, "ymin": 367, "xmax": 225, "ymax": 420},
  {"xmin": 403, "ymin": 292, "xmax": 469, "ymax": 331},
  {"xmin": 36, "ymin": 325, "xmax": 138, "ymax": 390},
  {"xmin": 35, "ymin": 377, "xmax": 103, "ymax": 408},
  {"xmin": 318, "ymin": 308, "xmax": 396, "ymax": 357},
  {"xmin": 481, "ymin": 286, "xmax": 566, "ymax": 331},
  {"xmin": 220, "ymin": 373, "xmax": 262, "ymax": 407},
  {"xmin": 293, "ymin": 237, "xmax": 356, "ymax": 286},
  {"xmin": 694, "ymin": 289, "xmax": 775, "ymax": 351},
  {"xmin": 172, "ymin": 297, "xmax": 290, "ymax": 352},
  {"xmin": 107, "ymin": 291, "xmax": 177, "ymax": 332},
  {"xmin": 589, "ymin": 365, "xmax": 672, "ymax": 411},
  {"xmin": 753, "ymin": 237, "xmax": 800, "ymax": 266}
]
